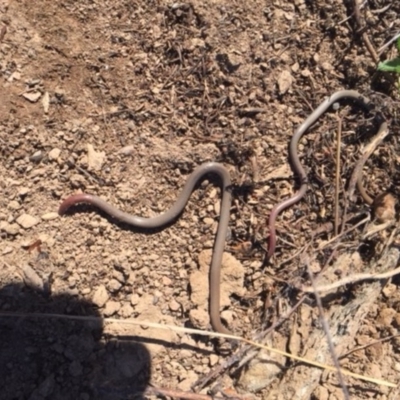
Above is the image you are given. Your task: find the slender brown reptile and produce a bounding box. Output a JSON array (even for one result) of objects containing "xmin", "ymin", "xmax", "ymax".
[
  {"xmin": 59, "ymin": 162, "xmax": 233, "ymax": 335},
  {"xmin": 267, "ymin": 90, "xmax": 378, "ymax": 258}
]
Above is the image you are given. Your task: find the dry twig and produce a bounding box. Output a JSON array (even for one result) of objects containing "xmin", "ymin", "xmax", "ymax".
[
  {"xmin": 301, "ymin": 264, "xmax": 400, "ymax": 294},
  {"xmin": 334, "ymin": 116, "xmax": 342, "ymax": 236},
  {"xmin": 352, "ymin": 0, "xmax": 380, "ymax": 63}
]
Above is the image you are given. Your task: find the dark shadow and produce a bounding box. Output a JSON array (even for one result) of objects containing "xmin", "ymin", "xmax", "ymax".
[{"xmin": 0, "ymin": 283, "xmax": 151, "ymax": 400}]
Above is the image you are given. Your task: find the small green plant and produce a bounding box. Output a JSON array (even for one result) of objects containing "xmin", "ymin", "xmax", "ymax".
[{"xmin": 377, "ymin": 37, "xmax": 400, "ymax": 74}]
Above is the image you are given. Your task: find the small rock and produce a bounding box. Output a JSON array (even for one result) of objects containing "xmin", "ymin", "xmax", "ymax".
[
  {"xmin": 130, "ymin": 293, "xmax": 139, "ymax": 306},
  {"xmin": 87, "ymin": 144, "xmax": 105, "ymax": 171},
  {"xmin": 118, "ymin": 145, "xmax": 135, "ymax": 156},
  {"xmin": 48, "ymin": 148, "xmax": 61, "ymax": 161},
  {"xmin": 70, "ymin": 174, "xmax": 87, "ymax": 188},
  {"xmin": 8, "ymin": 71, "xmax": 21, "ymax": 82},
  {"xmin": 18, "ymin": 187, "xmax": 30, "ymax": 197},
  {"xmin": 107, "ymin": 278, "xmax": 122, "ymax": 293},
  {"xmin": 113, "ymin": 270, "xmax": 125, "ymax": 284},
  {"xmin": 16, "ymin": 214, "xmax": 39, "ymax": 229},
  {"xmin": 162, "ymin": 276, "xmax": 172, "ymax": 286},
  {"xmin": 203, "ymin": 217, "xmax": 214, "ymax": 226},
  {"xmin": 177, "ymin": 370, "xmax": 199, "ymax": 391},
  {"xmin": 30, "ymin": 150, "xmax": 44, "ymax": 162},
  {"xmin": 189, "ymin": 308, "xmax": 209, "ymax": 330},
  {"xmin": 92, "ymin": 285, "xmax": 109, "ymax": 307},
  {"xmin": 19, "ymin": 264, "xmax": 46, "ymax": 293},
  {"xmin": 383, "ymin": 283, "xmax": 397, "ymax": 298},
  {"xmin": 2, "ymin": 246, "xmax": 14, "ymax": 255},
  {"xmin": 23, "ymin": 91, "xmax": 41, "ymax": 103},
  {"xmin": 378, "ymin": 307, "xmax": 396, "ymax": 326},
  {"xmin": 221, "ymin": 309, "xmax": 234, "ymax": 326},
  {"xmin": 209, "ymin": 354, "xmax": 219, "ymax": 366},
  {"xmin": 30, "ymin": 168, "xmax": 47, "ymax": 178},
  {"xmin": 119, "ymin": 302, "xmax": 134, "ymax": 317},
  {"xmin": 189, "ymin": 269, "xmax": 208, "ymax": 307},
  {"xmin": 393, "ymin": 363, "xmax": 400, "ymax": 372},
  {"xmin": 313, "ymin": 386, "xmax": 329, "ymax": 400},
  {"xmin": 41, "ymin": 212, "xmax": 59, "ymax": 221},
  {"xmin": 8, "ymin": 200, "xmax": 20, "ymax": 210},
  {"xmin": 0, "ymin": 221, "xmax": 19, "ymax": 235},
  {"xmin": 42, "ymin": 91, "xmax": 50, "ymax": 113},
  {"xmin": 103, "ymin": 300, "xmax": 121, "ymax": 316},
  {"xmin": 277, "ymin": 70, "xmax": 293, "ymax": 94},
  {"xmin": 238, "ymin": 335, "xmax": 285, "ymax": 391},
  {"xmin": 373, "ymin": 193, "xmax": 396, "ymax": 222},
  {"xmin": 169, "ymin": 299, "xmax": 181, "ymax": 312}
]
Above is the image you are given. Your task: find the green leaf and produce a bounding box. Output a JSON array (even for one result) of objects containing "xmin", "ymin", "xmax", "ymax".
[
  {"xmin": 397, "ymin": 37, "xmax": 400, "ymax": 53},
  {"xmin": 378, "ymin": 58, "xmax": 400, "ymax": 73}
]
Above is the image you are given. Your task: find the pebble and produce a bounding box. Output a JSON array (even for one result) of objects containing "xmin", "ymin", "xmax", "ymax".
[
  {"xmin": 103, "ymin": 300, "xmax": 121, "ymax": 316},
  {"xmin": 70, "ymin": 174, "xmax": 87, "ymax": 188},
  {"xmin": 8, "ymin": 200, "xmax": 20, "ymax": 210},
  {"xmin": 18, "ymin": 187, "xmax": 30, "ymax": 197},
  {"xmin": 209, "ymin": 354, "xmax": 219, "ymax": 366},
  {"xmin": 118, "ymin": 145, "xmax": 135, "ymax": 155},
  {"xmin": 221, "ymin": 309, "xmax": 234, "ymax": 325},
  {"xmin": 130, "ymin": 293, "xmax": 139, "ymax": 306},
  {"xmin": 87, "ymin": 144, "xmax": 105, "ymax": 171},
  {"xmin": 177, "ymin": 371, "xmax": 199, "ymax": 391},
  {"xmin": 48, "ymin": 148, "xmax": 61, "ymax": 161},
  {"xmin": 92, "ymin": 285, "xmax": 109, "ymax": 307},
  {"xmin": 107, "ymin": 278, "xmax": 122, "ymax": 293},
  {"xmin": 2, "ymin": 246, "xmax": 14, "ymax": 255},
  {"xmin": 112, "ymin": 270, "xmax": 125, "ymax": 283},
  {"xmin": 16, "ymin": 214, "xmax": 39, "ymax": 229},
  {"xmin": 162, "ymin": 276, "xmax": 172, "ymax": 286},
  {"xmin": 373, "ymin": 193, "xmax": 396, "ymax": 222},
  {"xmin": 41, "ymin": 212, "xmax": 59, "ymax": 221},
  {"xmin": 23, "ymin": 91, "xmax": 41, "ymax": 102},
  {"xmin": 119, "ymin": 303, "xmax": 134, "ymax": 317},
  {"xmin": 169, "ymin": 299, "xmax": 181, "ymax": 311},
  {"xmin": 189, "ymin": 308, "xmax": 209, "ymax": 329},
  {"xmin": 393, "ymin": 363, "xmax": 400, "ymax": 372},
  {"xmin": 0, "ymin": 221, "xmax": 20, "ymax": 236},
  {"xmin": 30, "ymin": 150, "xmax": 44, "ymax": 162},
  {"xmin": 203, "ymin": 217, "xmax": 214, "ymax": 226}
]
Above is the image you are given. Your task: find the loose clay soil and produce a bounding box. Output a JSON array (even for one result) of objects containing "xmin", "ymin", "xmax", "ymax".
[{"xmin": 1, "ymin": 0, "xmax": 400, "ymax": 399}]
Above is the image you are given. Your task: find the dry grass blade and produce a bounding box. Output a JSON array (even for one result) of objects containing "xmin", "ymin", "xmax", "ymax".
[
  {"xmin": 318, "ymin": 216, "xmax": 370, "ymax": 251},
  {"xmin": 0, "ymin": 311, "xmax": 396, "ymax": 388},
  {"xmin": 334, "ymin": 116, "xmax": 342, "ymax": 236},
  {"xmin": 301, "ymin": 264, "xmax": 400, "ymax": 294}
]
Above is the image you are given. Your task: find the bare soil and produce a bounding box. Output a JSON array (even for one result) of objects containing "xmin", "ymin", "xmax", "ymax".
[{"xmin": 1, "ymin": 0, "xmax": 400, "ymax": 399}]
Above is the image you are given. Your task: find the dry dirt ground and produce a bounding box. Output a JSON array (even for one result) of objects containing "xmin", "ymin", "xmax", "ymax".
[{"xmin": 1, "ymin": 0, "xmax": 400, "ymax": 399}]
